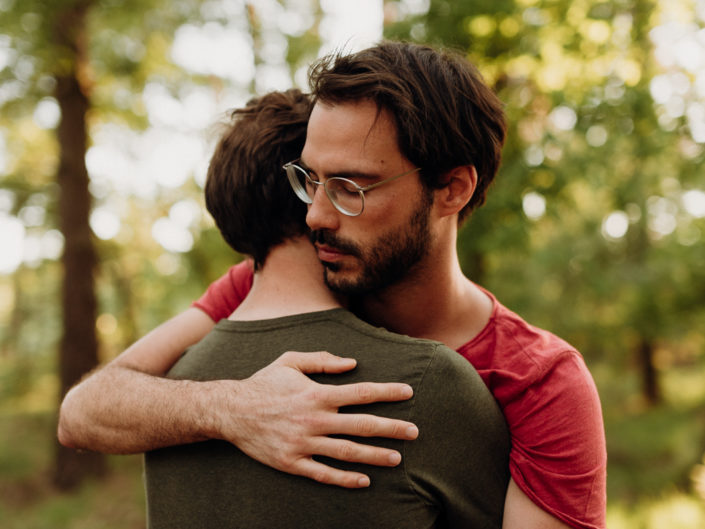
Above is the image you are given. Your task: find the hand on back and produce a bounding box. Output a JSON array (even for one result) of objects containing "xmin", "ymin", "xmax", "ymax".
[{"xmin": 219, "ymin": 351, "xmax": 418, "ymax": 488}]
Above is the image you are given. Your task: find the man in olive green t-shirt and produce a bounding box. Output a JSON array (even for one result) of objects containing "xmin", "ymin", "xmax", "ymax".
[{"xmin": 145, "ymin": 308, "xmax": 509, "ymax": 528}]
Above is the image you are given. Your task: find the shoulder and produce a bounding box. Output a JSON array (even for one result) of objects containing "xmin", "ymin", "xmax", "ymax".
[
  {"xmin": 462, "ymin": 292, "xmax": 594, "ymax": 401},
  {"xmin": 493, "ymin": 301, "xmax": 580, "ymax": 377},
  {"xmin": 415, "ymin": 342, "xmax": 508, "ymax": 433},
  {"xmin": 470, "ymin": 296, "xmax": 603, "ymax": 438}
]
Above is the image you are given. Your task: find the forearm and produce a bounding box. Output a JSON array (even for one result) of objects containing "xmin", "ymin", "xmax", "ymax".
[
  {"xmin": 57, "ymin": 307, "xmax": 219, "ymax": 453},
  {"xmin": 58, "ymin": 364, "xmax": 231, "ymax": 453}
]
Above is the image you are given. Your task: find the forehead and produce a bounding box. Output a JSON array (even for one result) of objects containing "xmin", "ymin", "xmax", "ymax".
[{"xmin": 302, "ymin": 99, "xmax": 406, "ymax": 174}]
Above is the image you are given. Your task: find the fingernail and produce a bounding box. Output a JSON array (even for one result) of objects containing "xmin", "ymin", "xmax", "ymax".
[
  {"xmin": 358, "ymin": 476, "xmax": 370, "ymax": 487},
  {"xmin": 401, "ymin": 385, "xmax": 413, "ymax": 398},
  {"xmin": 406, "ymin": 426, "xmax": 419, "ymax": 439},
  {"xmin": 388, "ymin": 452, "xmax": 401, "ymax": 465}
]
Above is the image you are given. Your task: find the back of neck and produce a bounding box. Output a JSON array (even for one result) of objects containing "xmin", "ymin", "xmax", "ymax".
[{"xmin": 230, "ymin": 237, "xmax": 343, "ymax": 321}]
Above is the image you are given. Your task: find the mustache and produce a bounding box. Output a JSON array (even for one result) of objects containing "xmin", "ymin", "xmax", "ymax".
[{"xmin": 310, "ymin": 230, "xmax": 362, "ymax": 258}]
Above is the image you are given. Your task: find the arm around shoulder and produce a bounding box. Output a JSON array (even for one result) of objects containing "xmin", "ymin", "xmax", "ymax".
[{"xmin": 58, "ymin": 318, "xmax": 420, "ymax": 489}]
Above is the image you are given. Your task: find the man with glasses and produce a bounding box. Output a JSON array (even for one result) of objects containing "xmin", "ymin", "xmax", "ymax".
[
  {"xmin": 201, "ymin": 42, "xmax": 606, "ymax": 528},
  {"xmin": 142, "ymin": 89, "xmax": 509, "ymax": 527}
]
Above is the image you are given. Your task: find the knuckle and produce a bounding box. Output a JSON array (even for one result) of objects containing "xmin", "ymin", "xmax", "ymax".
[
  {"xmin": 312, "ymin": 468, "xmax": 331, "ymax": 484},
  {"xmin": 337, "ymin": 442, "xmax": 358, "ymax": 462},
  {"xmin": 388, "ymin": 421, "xmax": 404, "ymax": 438},
  {"xmin": 355, "ymin": 383, "xmax": 374, "ymax": 402},
  {"xmin": 355, "ymin": 417, "xmax": 376, "ymax": 436},
  {"xmin": 279, "ymin": 351, "xmax": 295, "ymax": 363},
  {"xmin": 309, "ymin": 387, "xmax": 331, "ymax": 406},
  {"xmin": 274, "ymin": 454, "xmax": 294, "ymax": 472},
  {"xmin": 273, "ymin": 442, "xmax": 303, "ymax": 470},
  {"xmin": 309, "ymin": 387, "xmax": 323, "ymax": 401},
  {"xmin": 301, "ymin": 413, "xmax": 325, "ymax": 432}
]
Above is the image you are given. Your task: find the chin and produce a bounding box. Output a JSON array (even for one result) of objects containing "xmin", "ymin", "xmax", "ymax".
[{"xmin": 323, "ymin": 267, "xmax": 366, "ymax": 296}]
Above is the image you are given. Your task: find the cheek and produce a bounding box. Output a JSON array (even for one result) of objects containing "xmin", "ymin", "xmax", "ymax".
[{"xmin": 362, "ymin": 196, "xmax": 409, "ymax": 229}]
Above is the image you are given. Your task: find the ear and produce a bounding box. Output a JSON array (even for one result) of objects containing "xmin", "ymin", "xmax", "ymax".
[{"xmin": 434, "ymin": 165, "xmax": 477, "ymax": 218}]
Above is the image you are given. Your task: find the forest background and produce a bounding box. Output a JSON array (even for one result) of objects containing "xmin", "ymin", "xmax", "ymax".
[{"xmin": 1, "ymin": 0, "xmax": 704, "ymax": 527}]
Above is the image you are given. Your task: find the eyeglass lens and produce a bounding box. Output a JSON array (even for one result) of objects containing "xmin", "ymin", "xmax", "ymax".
[{"xmin": 288, "ymin": 165, "xmax": 363, "ymax": 216}]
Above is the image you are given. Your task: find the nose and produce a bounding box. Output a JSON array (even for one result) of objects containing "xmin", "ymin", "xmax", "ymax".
[{"xmin": 306, "ymin": 184, "xmax": 340, "ymax": 232}]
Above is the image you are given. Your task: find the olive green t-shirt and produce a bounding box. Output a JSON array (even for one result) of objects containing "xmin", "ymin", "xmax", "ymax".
[{"xmin": 145, "ymin": 309, "xmax": 509, "ymax": 528}]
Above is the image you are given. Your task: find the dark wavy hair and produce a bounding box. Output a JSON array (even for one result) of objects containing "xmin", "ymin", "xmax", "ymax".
[
  {"xmin": 205, "ymin": 89, "xmax": 312, "ymax": 269},
  {"xmin": 309, "ymin": 41, "xmax": 506, "ymax": 222}
]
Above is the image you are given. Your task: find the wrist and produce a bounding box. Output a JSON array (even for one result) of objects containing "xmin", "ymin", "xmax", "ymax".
[{"xmin": 191, "ymin": 378, "xmax": 246, "ymax": 443}]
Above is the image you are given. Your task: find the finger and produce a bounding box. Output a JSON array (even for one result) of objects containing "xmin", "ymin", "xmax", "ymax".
[
  {"xmin": 290, "ymin": 458, "xmax": 372, "ymax": 489},
  {"xmin": 324, "ymin": 413, "xmax": 419, "ymax": 440},
  {"xmin": 276, "ymin": 351, "xmax": 357, "ymax": 374},
  {"xmin": 311, "ymin": 436, "xmax": 404, "ymax": 467},
  {"xmin": 323, "ymin": 382, "xmax": 414, "ymax": 407}
]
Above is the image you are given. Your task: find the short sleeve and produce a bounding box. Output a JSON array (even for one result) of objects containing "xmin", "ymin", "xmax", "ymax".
[
  {"xmin": 507, "ymin": 351, "xmax": 607, "ymax": 529},
  {"xmin": 191, "ymin": 261, "xmax": 254, "ymax": 322}
]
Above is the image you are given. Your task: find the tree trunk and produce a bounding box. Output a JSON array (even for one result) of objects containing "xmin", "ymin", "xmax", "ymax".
[
  {"xmin": 1, "ymin": 271, "xmax": 24, "ymax": 357},
  {"xmin": 638, "ymin": 337, "xmax": 660, "ymax": 406},
  {"xmin": 51, "ymin": 0, "xmax": 107, "ymax": 490}
]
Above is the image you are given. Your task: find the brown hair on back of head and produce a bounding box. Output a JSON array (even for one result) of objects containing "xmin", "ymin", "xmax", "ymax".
[{"xmin": 205, "ymin": 89, "xmax": 312, "ymax": 269}]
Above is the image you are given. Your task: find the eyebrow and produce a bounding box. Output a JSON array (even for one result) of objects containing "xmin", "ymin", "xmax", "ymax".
[{"xmin": 298, "ymin": 158, "xmax": 381, "ymax": 182}]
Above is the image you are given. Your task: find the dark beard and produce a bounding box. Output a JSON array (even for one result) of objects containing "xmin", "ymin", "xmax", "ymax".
[{"xmin": 309, "ymin": 194, "xmax": 433, "ymax": 296}]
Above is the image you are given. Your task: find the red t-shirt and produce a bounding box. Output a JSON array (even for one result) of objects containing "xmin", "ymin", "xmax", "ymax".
[{"xmin": 193, "ymin": 261, "xmax": 607, "ymax": 529}]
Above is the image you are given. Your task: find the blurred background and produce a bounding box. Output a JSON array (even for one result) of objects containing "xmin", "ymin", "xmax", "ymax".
[{"xmin": 1, "ymin": 0, "xmax": 704, "ymax": 527}]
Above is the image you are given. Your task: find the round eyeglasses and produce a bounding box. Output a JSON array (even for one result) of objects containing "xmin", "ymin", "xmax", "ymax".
[{"xmin": 283, "ymin": 160, "xmax": 420, "ymax": 217}]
